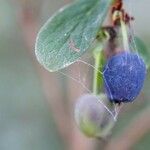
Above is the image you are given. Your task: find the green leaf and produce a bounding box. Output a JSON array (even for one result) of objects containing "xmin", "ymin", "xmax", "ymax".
[
  {"xmin": 35, "ymin": 0, "xmax": 112, "ymax": 72},
  {"xmin": 130, "ymin": 36, "xmax": 150, "ymax": 69}
]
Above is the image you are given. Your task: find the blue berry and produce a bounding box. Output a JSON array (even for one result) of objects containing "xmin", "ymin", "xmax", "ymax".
[{"xmin": 103, "ymin": 52, "xmax": 146, "ymax": 103}]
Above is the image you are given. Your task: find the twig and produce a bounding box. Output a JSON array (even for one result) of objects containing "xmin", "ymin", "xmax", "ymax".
[
  {"xmin": 17, "ymin": 0, "xmax": 71, "ymax": 145},
  {"xmin": 67, "ymin": 64, "xmax": 95, "ymax": 150},
  {"xmin": 105, "ymin": 108, "xmax": 150, "ymax": 150}
]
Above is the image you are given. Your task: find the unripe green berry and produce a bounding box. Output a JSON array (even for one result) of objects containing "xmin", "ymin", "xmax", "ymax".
[{"xmin": 74, "ymin": 94, "xmax": 111, "ymax": 138}]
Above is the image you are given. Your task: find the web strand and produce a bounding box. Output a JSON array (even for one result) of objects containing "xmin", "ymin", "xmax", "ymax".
[{"xmin": 58, "ymin": 59, "xmax": 119, "ymax": 121}]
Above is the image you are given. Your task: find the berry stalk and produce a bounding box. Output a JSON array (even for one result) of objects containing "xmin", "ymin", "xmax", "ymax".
[
  {"xmin": 93, "ymin": 51, "xmax": 103, "ymax": 95},
  {"xmin": 120, "ymin": 16, "xmax": 130, "ymax": 51}
]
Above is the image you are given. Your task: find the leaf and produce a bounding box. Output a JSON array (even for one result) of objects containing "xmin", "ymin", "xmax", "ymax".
[
  {"xmin": 130, "ymin": 36, "xmax": 150, "ymax": 69},
  {"xmin": 35, "ymin": 0, "xmax": 112, "ymax": 72}
]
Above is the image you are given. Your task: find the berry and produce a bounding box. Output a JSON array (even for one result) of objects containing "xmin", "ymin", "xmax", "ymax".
[
  {"xmin": 74, "ymin": 94, "xmax": 107, "ymax": 137},
  {"xmin": 103, "ymin": 52, "xmax": 146, "ymax": 103}
]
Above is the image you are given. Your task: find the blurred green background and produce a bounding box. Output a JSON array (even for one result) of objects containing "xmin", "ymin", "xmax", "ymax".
[{"xmin": 0, "ymin": 0, "xmax": 149, "ymax": 150}]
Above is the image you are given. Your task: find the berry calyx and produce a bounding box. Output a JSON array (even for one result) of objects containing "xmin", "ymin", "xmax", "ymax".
[{"xmin": 103, "ymin": 52, "xmax": 146, "ymax": 103}]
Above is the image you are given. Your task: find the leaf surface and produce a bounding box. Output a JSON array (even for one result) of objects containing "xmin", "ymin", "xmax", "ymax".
[{"xmin": 35, "ymin": 0, "xmax": 112, "ymax": 71}]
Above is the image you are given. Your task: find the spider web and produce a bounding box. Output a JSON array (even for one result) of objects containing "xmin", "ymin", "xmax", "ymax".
[
  {"xmin": 56, "ymin": 1, "xmax": 139, "ymax": 122},
  {"xmin": 57, "ymin": 53, "xmax": 119, "ymax": 122},
  {"xmin": 126, "ymin": 0, "xmax": 143, "ymax": 65}
]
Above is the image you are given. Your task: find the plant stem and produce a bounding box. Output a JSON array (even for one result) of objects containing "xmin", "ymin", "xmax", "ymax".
[
  {"xmin": 120, "ymin": 19, "xmax": 129, "ymax": 51},
  {"xmin": 101, "ymin": 119, "xmax": 115, "ymax": 138},
  {"xmin": 93, "ymin": 52, "xmax": 103, "ymax": 95}
]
